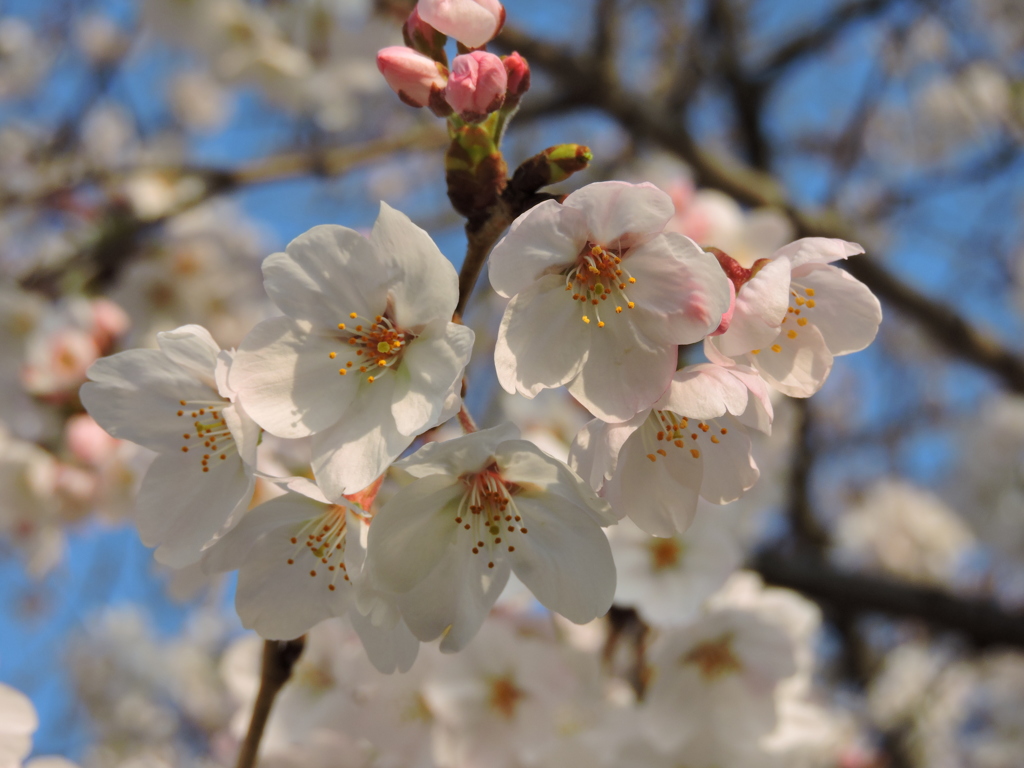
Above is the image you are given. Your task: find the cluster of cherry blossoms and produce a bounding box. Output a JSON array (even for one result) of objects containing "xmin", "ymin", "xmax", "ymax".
[
  {"xmin": 70, "ymin": 0, "xmax": 885, "ymax": 674},
  {"xmin": 81, "ymin": 172, "xmax": 882, "ymax": 669}
]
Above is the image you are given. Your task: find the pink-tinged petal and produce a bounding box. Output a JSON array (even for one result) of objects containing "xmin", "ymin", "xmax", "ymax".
[
  {"xmin": 262, "ymin": 224, "xmax": 385, "ymax": 327},
  {"xmin": 137, "ymin": 449, "xmax": 254, "ymax": 567},
  {"xmin": 82, "ymin": 349, "xmax": 219, "ymax": 453},
  {"xmin": 568, "ymin": 416, "xmax": 642, "ymax": 496},
  {"xmin": 310, "ymin": 374, "xmax": 413, "ymax": 499},
  {"xmin": 365, "ymin": 473, "xmax": 466, "ymax": 593},
  {"xmin": 391, "ymin": 322, "xmax": 473, "ymax": 436},
  {"xmin": 417, "ymin": 0, "xmax": 504, "ymax": 48},
  {"xmin": 488, "ymin": 201, "xmax": 589, "ymax": 298},
  {"xmin": 607, "ymin": 420, "xmax": 702, "ymax": 536},
  {"xmin": 772, "ymin": 237, "xmax": 864, "ymax": 269},
  {"xmin": 349, "ymin": 611, "xmax": 420, "ymax": 674},
  {"xmin": 564, "ymin": 181, "xmax": 674, "ymax": 250},
  {"xmin": 697, "ymin": 421, "xmax": 758, "ymax": 504},
  {"xmin": 396, "ymin": 423, "xmax": 519, "ymax": 478},
  {"xmin": 567, "ymin": 313, "xmax": 675, "ymax": 422},
  {"xmin": 628, "ymin": 233, "xmax": 732, "ymax": 345},
  {"xmin": 495, "ymin": 440, "xmax": 615, "ymax": 524},
  {"xmin": 370, "ymin": 202, "xmax": 459, "ymax": 328},
  {"xmin": 714, "ymin": 256, "xmax": 792, "ymax": 356},
  {"xmin": 659, "ymin": 363, "xmax": 749, "ymax": 421},
  {"xmin": 749, "ymin": 322, "xmax": 833, "ymax": 398},
  {"xmin": 790, "ymin": 263, "xmax": 882, "ymax": 355},
  {"xmin": 222, "ymin": 401, "xmax": 260, "ymax": 468},
  {"xmin": 227, "ymin": 498, "xmax": 353, "ymax": 639},
  {"xmin": 508, "ymin": 493, "xmax": 615, "ymax": 623},
  {"xmin": 155, "ymin": 325, "xmax": 220, "ymax": 389},
  {"xmin": 396, "ymin": 545, "xmax": 510, "ymax": 652},
  {"xmin": 230, "ymin": 316, "xmax": 359, "ymax": 438},
  {"xmin": 495, "ymin": 274, "xmax": 589, "ymax": 397}
]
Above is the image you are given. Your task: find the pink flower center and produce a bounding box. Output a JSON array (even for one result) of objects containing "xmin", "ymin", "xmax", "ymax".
[
  {"xmin": 563, "ymin": 242, "xmax": 638, "ymax": 328},
  {"xmin": 330, "ymin": 311, "xmax": 412, "ymax": 384},
  {"xmin": 175, "ymin": 398, "xmax": 236, "ymax": 473},
  {"xmin": 456, "ymin": 463, "xmax": 527, "ymax": 567}
]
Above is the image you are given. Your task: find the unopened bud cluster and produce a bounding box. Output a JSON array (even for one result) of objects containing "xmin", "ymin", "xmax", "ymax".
[{"xmin": 377, "ymin": 0, "xmax": 519, "ymax": 123}]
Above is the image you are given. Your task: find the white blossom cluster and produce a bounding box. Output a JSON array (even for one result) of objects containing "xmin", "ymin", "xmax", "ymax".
[{"xmin": 77, "ymin": 174, "xmax": 883, "ymax": 666}]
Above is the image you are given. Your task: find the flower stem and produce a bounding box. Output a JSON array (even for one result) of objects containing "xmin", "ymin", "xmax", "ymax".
[{"xmin": 234, "ymin": 638, "xmax": 306, "ymax": 768}]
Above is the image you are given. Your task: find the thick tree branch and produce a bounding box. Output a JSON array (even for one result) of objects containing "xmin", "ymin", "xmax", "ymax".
[{"xmin": 754, "ymin": 550, "xmax": 1024, "ymax": 649}]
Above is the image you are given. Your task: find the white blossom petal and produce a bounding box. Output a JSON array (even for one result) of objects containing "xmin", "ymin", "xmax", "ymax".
[
  {"xmin": 791, "ymin": 263, "xmax": 882, "ymax": 355},
  {"xmin": 371, "ymin": 202, "xmax": 459, "ymax": 328},
  {"xmin": 137, "ymin": 448, "xmax": 254, "ymax": 567},
  {"xmin": 772, "ymin": 237, "xmax": 864, "ymax": 269},
  {"xmin": 495, "ymin": 275, "xmax": 588, "ymax": 397},
  {"xmin": 566, "ymin": 314, "xmax": 675, "ymax": 422},
  {"xmin": 564, "ymin": 181, "xmax": 674, "ymax": 249},
  {"xmin": 488, "ymin": 200, "xmax": 589, "ymax": 298},
  {"xmin": 310, "ymin": 374, "xmax": 413, "ymax": 499},
  {"xmin": 262, "ymin": 224, "xmax": 385, "ymax": 327},
  {"xmin": 507, "ymin": 493, "xmax": 616, "ymax": 623},
  {"xmin": 391, "ymin": 322, "xmax": 474, "ymax": 436},
  {"xmin": 231, "ymin": 316, "xmax": 359, "ymax": 438}
]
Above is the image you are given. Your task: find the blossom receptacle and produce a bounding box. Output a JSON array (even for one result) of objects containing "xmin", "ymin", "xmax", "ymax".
[
  {"xmin": 445, "ymin": 51, "xmax": 507, "ymax": 122},
  {"xmin": 376, "ymin": 46, "xmax": 451, "ymax": 117},
  {"xmin": 417, "ymin": 0, "xmax": 505, "ymax": 49}
]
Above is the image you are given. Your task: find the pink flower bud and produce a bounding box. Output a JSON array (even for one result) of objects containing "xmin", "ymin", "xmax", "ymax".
[
  {"xmin": 445, "ymin": 51, "xmax": 507, "ymax": 121},
  {"xmin": 376, "ymin": 46, "xmax": 451, "ymax": 116},
  {"xmin": 403, "ymin": 7, "xmax": 447, "ymax": 63},
  {"xmin": 417, "ymin": 0, "xmax": 505, "ymax": 49},
  {"xmin": 502, "ymin": 52, "xmax": 530, "ymax": 107}
]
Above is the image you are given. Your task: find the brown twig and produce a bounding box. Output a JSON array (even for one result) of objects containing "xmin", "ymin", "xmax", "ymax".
[{"xmin": 235, "ymin": 638, "xmax": 307, "ymax": 768}]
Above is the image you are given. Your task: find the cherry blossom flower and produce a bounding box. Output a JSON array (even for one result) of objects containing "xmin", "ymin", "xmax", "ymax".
[
  {"xmin": 229, "ymin": 203, "xmax": 474, "ymax": 500},
  {"xmin": 81, "ymin": 324, "xmax": 260, "ymax": 567},
  {"xmin": 642, "ymin": 606, "xmax": 798, "ymax": 761},
  {"xmin": 489, "ymin": 181, "xmax": 731, "ymax": 421},
  {"xmin": 708, "ymin": 237, "xmax": 882, "ymax": 398},
  {"xmin": 366, "ymin": 424, "xmax": 616, "ymax": 652},
  {"xmin": 608, "ymin": 515, "xmax": 743, "ymax": 626},
  {"xmin": 204, "ymin": 476, "xmax": 420, "ymax": 671},
  {"xmin": 424, "ymin": 615, "xmax": 607, "ymax": 768},
  {"xmin": 569, "ymin": 361, "xmax": 772, "ymax": 536}
]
